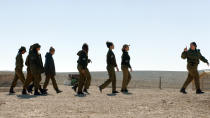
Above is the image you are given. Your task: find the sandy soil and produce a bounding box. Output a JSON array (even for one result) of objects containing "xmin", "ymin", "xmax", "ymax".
[{"xmin": 1, "ymin": 85, "xmax": 210, "ymax": 118}]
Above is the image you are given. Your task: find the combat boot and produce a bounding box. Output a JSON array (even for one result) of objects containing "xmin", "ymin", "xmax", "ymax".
[
  {"xmin": 196, "ymin": 89, "xmax": 204, "ymax": 94},
  {"xmin": 72, "ymin": 85, "xmax": 77, "ymax": 92},
  {"xmin": 55, "ymin": 88, "xmax": 62, "ymax": 94},
  {"xmin": 27, "ymin": 84, "xmax": 33, "ymax": 94},
  {"xmin": 22, "ymin": 89, "xmax": 28, "ymax": 95},
  {"xmin": 9, "ymin": 87, "xmax": 15, "ymax": 94},
  {"xmin": 34, "ymin": 89, "xmax": 41, "ymax": 96},
  {"xmin": 180, "ymin": 88, "xmax": 187, "ymax": 94},
  {"xmin": 83, "ymin": 89, "xmax": 89, "ymax": 94},
  {"xmin": 77, "ymin": 92, "xmax": 85, "ymax": 96},
  {"xmin": 112, "ymin": 91, "xmax": 119, "ymax": 94},
  {"xmin": 99, "ymin": 86, "xmax": 102, "ymax": 93}
]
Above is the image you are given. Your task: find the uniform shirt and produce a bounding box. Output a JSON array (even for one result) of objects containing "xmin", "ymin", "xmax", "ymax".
[
  {"xmin": 15, "ymin": 53, "xmax": 24, "ymax": 70},
  {"xmin": 77, "ymin": 50, "xmax": 90, "ymax": 69},
  {"xmin": 29, "ymin": 51, "xmax": 44, "ymax": 74},
  {"xmin": 181, "ymin": 49, "xmax": 208, "ymax": 66},
  {"xmin": 121, "ymin": 51, "xmax": 131, "ymax": 68},
  {"xmin": 107, "ymin": 49, "xmax": 117, "ymax": 67},
  {"xmin": 44, "ymin": 52, "xmax": 56, "ymax": 76}
]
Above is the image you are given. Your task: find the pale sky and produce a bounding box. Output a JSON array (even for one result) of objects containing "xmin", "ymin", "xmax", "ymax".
[{"xmin": 0, "ymin": 0, "xmax": 209, "ymax": 72}]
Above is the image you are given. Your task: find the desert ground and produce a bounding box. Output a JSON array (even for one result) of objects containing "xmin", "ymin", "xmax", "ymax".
[
  {"xmin": 1, "ymin": 85, "xmax": 210, "ymax": 118},
  {"xmin": 1, "ymin": 71, "xmax": 210, "ymax": 118}
]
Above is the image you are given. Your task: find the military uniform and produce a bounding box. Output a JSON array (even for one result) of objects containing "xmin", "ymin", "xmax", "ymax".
[
  {"xmin": 77, "ymin": 50, "xmax": 91, "ymax": 93},
  {"xmin": 23, "ymin": 54, "xmax": 34, "ymax": 91},
  {"xmin": 121, "ymin": 51, "xmax": 132, "ymax": 91},
  {"xmin": 10, "ymin": 53, "xmax": 25, "ymax": 89},
  {"xmin": 43, "ymin": 52, "xmax": 60, "ymax": 92},
  {"xmin": 181, "ymin": 49, "xmax": 208, "ymax": 90},
  {"xmin": 100, "ymin": 49, "xmax": 117, "ymax": 92},
  {"xmin": 29, "ymin": 51, "xmax": 44, "ymax": 93}
]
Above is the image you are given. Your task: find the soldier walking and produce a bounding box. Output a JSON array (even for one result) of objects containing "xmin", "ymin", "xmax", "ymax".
[
  {"xmin": 9, "ymin": 47, "xmax": 27, "ymax": 94},
  {"xmin": 77, "ymin": 43, "xmax": 92, "ymax": 96},
  {"xmin": 99, "ymin": 42, "xmax": 120, "ymax": 94},
  {"xmin": 42, "ymin": 47, "xmax": 62, "ymax": 94},
  {"xmin": 121, "ymin": 44, "xmax": 132, "ymax": 93},
  {"xmin": 180, "ymin": 42, "xmax": 209, "ymax": 94},
  {"xmin": 29, "ymin": 43, "xmax": 45, "ymax": 95}
]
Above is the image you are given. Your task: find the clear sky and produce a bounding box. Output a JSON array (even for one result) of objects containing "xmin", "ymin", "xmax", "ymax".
[{"xmin": 0, "ymin": 0, "xmax": 209, "ymax": 72}]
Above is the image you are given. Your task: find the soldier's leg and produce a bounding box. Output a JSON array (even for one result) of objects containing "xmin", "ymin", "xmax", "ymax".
[
  {"xmin": 182, "ymin": 73, "xmax": 193, "ymax": 89},
  {"xmin": 34, "ymin": 74, "xmax": 41, "ymax": 91},
  {"xmin": 111, "ymin": 68, "xmax": 117, "ymax": 92},
  {"xmin": 51, "ymin": 76, "xmax": 59, "ymax": 90},
  {"xmin": 121, "ymin": 67, "xmax": 128, "ymax": 90},
  {"xmin": 11, "ymin": 73, "xmax": 19, "ymax": 88},
  {"xmin": 127, "ymin": 71, "xmax": 131, "ymax": 88},
  {"xmin": 193, "ymin": 70, "xmax": 200, "ymax": 90},
  {"xmin": 78, "ymin": 66, "xmax": 85, "ymax": 93},
  {"xmin": 84, "ymin": 68, "xmax": 91, "ymax": 90},
  {"xmin": 24, "ymin": 72, "xmax": 33, "ymax": 89},
  {"xmin": 100, "ymin": 67, "xmax": 113, "ymax": 89},
  {"xmin": 15, "ymin": 71, "xmax": 26, "ymax": 86},
  {"xmin": 43, "ymin": 75, "xmax": 51, "ymax": 90}
]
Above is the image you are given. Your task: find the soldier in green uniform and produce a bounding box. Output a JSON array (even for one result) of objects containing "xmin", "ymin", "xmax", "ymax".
[
  {"xmin": 121, "ymin": 44, "xmax": 132, "ymax": 93},
  {"xmin": 9, "ymin": 46, "xmax": 26, "ymax": 94},
  {"xmin": 43, "ymin": 47, "xmax": 62, "ymax": 94},
  {"xmin": 77, "ymin": 43, "xmax": 92, "ymax": 95},
  {"xmin": 22, "ymin": 45, "xmax": 35, "ymax": 94},
  {"xmin": 29, "ymin": 43, "xmax": 45, "ymax": 95},
  {"xmin": 180, "ymin": 42, "xmax": 209, "ymax": 94},
  {"xmin": 99, "ymin": 42, "xmax": 120, "ymax": 94}
]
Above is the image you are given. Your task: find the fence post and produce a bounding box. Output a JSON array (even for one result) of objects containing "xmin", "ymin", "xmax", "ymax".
[{"xmin": 159, "ymin": 76, "xmax": 162, "ymax": 90}]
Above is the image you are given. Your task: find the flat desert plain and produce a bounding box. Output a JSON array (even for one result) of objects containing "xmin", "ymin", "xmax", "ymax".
[{"xmin": 1, "ymin": 85, "xmax": 210, "ymax": 118}]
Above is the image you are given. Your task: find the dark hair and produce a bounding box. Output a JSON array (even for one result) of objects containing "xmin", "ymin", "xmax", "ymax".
[
  {"xmin": 191, "ymin": 42, "xmax": 197, "ymax": 48},
  {"xmin": 49, "ymin": 47, "xmax": 55, "ymax": 52},
  {"xmin": 106, "ymin": 41, "xmax": 113, "ymax": 48},
  {"xmin": 31, "ymin": 43, "xmax": 41, "ymax": 53},
  {"xmin": 33, "ymin": 43, "xmax": 41, "ymax": 49},
  {"xmin": 18, "ymin": 46, "xmax": 26, "ymax": 53},
  {"xmin": 122, "ymin": 44, "xmax": 129, "ymax": 52},
  {"xmin": 82, "ymin": 43, "xmax": 89, "ymax": 52}
]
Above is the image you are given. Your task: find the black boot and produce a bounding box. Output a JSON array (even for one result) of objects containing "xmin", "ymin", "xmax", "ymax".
[
  {"xmin": 112, "ymin": 91, "xmax": 119, "ymax": 94},
  {"xmin": 83, "ymin": 89, "xmax": 89, "ymax": 94},
  {"xmin": 27, "ymin": 84, "xmax": 34, "ymax": 94},
  {"xmin": 121, "ymin": 89, "xmax": 128, "ymax": 93},
  {"xmin": 55, "ymin": 88, "xmax": 62, "ymax": 94},
  {"xmin": 72, "ymin": 85, "xmax": 77, "ymax": 93},
  {"xmin": 22, "ymin": 89, "xmax": 28, "ymax": 95},
  {"xmin": 41, "ymin": 89, "xmax": 48, "ymax": 95},
  {"xmin": 196, "ymin": 89, "xmax": 204, "ymax": 94},
  {"xmin": 99, "ymin": 86, "xmax": 102, "ymax": 93},
  {"xmin": 77, "ymin": 92, "xmax": 85, "ymax": 96},
  {"xmin": 180, "ymin": 88, "xmax": 187, "ymax": 94},
  {"xmin": 34, "ymin": 90, "xmax": 41, "ymax": 96},
  {"xmin": 9, "ymin": 87, "xmax": 15, "ymax": 94}
]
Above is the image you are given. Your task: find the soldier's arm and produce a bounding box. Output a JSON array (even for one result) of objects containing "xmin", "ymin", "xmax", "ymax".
[
  {"xmin": 181, "ymin": 51, "xmax": 187, "ymax": 59},
  {"xmin": 128, "ymin": 62, "xmax": 132, "ymax": 68},
  {"xmin": 16, "ymin": 54, "xmax": 22, "ymax": 69},
  {"xmin": 198, "ymin": 50, "xmax": 209, "ymax": 64},
  {"xmin": 113, "ymin": 56, "xmax": 117, "ymax": 67},
  {"xmin": 25, "ymin": 56, "xmax": 29, "ymax": 66},
  {"xmin": 44, "ymin": 56, "xmax": 50, "ymax": 70}
]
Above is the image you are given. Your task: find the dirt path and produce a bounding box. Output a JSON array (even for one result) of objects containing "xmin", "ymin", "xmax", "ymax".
[{"xmin": 0, "ymin": 85, "xmax": 210, "ymax": 118}]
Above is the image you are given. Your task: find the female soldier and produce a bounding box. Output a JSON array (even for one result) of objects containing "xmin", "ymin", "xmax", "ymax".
[
  {"xmin": 29, "ymin": 43, "xmax": 45, "ymax": 95},
  {"xmin": 121, "ymin": 44, "xmax": 132, "ymax": 93},
  {"xmin": 99, "ymin": 42, "xmax": 119, "ymax": 94},
  {"xmin": 9, "ymin": 46, "xmax": 26, "ymax": 94},
  {"xmin": 180, "ymin": 42, "xmax": 209, "ymax": 94},
  {"xmin": 77, "ymin": 43, "xmax": 92, "ymax": 95}
]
